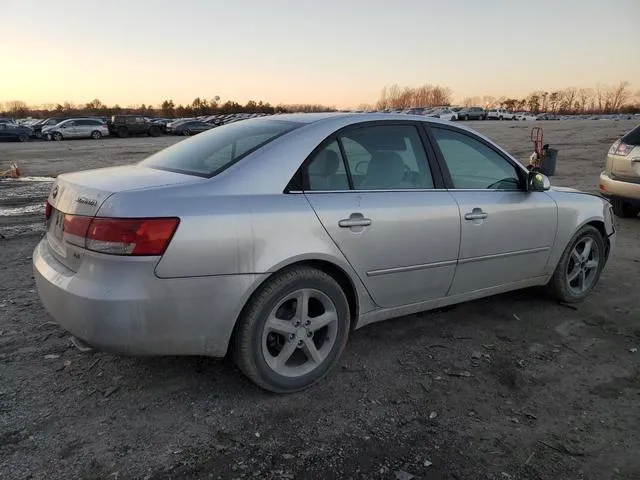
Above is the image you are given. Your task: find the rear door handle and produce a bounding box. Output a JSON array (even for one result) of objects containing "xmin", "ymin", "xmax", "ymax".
[
  {"xmin": 339, "ymin": 218, "xmax": 372, "ymax": 228},
  {"xmin": 464, "ymin": 209, "xmax": 488, "ymax": 221},
  {"xmin": 339, "ymin": 213, "xmax": 371, "ymax": 228}
]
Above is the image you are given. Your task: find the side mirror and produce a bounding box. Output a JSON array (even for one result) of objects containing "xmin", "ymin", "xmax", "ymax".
[{"xmin": 528, "ymin": 171, "xmax": 551, "ymax": 191}]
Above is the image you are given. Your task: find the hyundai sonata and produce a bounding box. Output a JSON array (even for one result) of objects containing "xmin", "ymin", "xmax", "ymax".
[{"xmin": 34, "ymin": 113, "xmax": 615, "ymax": 392}]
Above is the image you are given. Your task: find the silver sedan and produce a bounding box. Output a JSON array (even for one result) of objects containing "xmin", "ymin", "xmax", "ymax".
[{"xmin": 33, "ymin": 113, "xmax": 615, "ymax": 392}]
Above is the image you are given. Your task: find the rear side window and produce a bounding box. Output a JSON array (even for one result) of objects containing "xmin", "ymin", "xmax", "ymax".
[
  {"xmin": 141, "ymin": 119, "xmax": 300, "ymax": 177},
  {"xmin": 621, "ymin": 125, "xmax": 640, "ymax": 146},
  {"xmin": 303, "ymin": 124, "xmax": 434, "ymax": 191}
]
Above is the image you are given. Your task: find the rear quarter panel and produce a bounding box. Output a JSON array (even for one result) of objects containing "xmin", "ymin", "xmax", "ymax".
[
  {"xmin": 543, "ymin": 190, "xmax": 612, "ymax": 275},
  {"xmin": 101, "ymin": 186, "xmax": 377, "ymax": 315}
]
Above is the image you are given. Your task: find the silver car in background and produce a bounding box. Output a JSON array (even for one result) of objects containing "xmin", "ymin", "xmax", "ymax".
[
  {"xmin": 33, "ymin": 113, "xmax": 615, "ymax": 392},
  {"xmin": 43, "ymin": 118, "xmax": 109, "ymax": 141}
]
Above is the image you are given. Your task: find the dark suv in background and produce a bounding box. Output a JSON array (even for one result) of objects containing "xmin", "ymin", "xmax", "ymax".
[
  {"xmin": 107, "ymin": 115, "xmax": 163, "ymax": 138},
  {"xmin": 458, "ymin": 107, "xmax": 487, "ymax": 120}
]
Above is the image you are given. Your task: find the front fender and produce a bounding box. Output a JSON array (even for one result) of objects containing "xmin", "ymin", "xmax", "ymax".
[{"xmin": 543, "ymin": 190, "xmax": 613, "ymax": 275}]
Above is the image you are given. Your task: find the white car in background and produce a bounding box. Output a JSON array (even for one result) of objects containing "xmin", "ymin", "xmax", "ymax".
[
  {"xmin": 516, "ymin": 112, "xmax": 538, "ymax": 121},
  {"xmin": 427, "ymin": 108, "xmax": 458, "ymax": 121},
  {"xmin": 487, "ymin": 109, "xmax": 516, "ymax": 120}
]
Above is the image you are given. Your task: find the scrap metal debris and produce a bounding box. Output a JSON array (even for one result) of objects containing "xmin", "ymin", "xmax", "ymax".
[{"xmin": 0, "ymin": 163, "xmax": 20, "ymax": 178}]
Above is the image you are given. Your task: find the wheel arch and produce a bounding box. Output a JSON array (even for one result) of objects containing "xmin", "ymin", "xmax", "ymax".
[{"xmin": 226, "ymin": 257, "xmax": 364, "ymax": 356}]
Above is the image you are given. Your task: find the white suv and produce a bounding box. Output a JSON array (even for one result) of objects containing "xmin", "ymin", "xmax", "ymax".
[{"xmin": 487, "ymin": 109, "xmax": 516, "ymax": 120}]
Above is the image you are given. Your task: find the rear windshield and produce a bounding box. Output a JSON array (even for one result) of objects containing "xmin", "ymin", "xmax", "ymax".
[
  {"xmin": 140, "ymin": 119, "xmax": 300, "ymax": 177},
  {"xmin": 621, "ymin": 125, "xmax": 640, "ymax": 146}
]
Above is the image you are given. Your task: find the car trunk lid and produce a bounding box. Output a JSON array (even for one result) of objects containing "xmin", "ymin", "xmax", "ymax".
[{"xmin": 45, "ymin": 165, "xmax": 203, "ymax": 271}]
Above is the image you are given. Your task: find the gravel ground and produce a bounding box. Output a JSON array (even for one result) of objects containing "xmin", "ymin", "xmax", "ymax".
[{"xmin": 1, "ymin": 121, "xmax": 639, "ymax": 480}]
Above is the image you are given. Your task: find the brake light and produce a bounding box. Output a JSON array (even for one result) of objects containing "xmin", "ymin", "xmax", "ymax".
[
  {"xmin": 85, "ymin": 217, "xmax": 179, "ymax": 255},
  {"xmin": 614, "ymin": 142, "xmax": 634, "ymax": 156},
  {"xmin": 45, "ymin": 201, "xmax": 52, "ymax": 220},
  {"xmin": 57, "ymin": 214, "xmax": 179, "ymax": 256}
]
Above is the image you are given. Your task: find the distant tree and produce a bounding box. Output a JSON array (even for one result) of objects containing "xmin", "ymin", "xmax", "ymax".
[
  {"xmin": 549, "ymin": 92, "xmax": 561, "ymax": 112},
  {"xmin": 160, "ymin": 99, "xmax": 175, "ymax": 117},
  {"xmin": 527, "ymin": 94, "xmax": 541, "ymax": 113},
  {"xmin": 55, "ymin": 104, "xmax": 64, "ymax": 112},
  {"xmin": 5, "ymin": 100, "xmax": 28, "ymax": 116},
  {"xmin": 85, "ymin": 98, "xmax": 104, "ymax": 111}
]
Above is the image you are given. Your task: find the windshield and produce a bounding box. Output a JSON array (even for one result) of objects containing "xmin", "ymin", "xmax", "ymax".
[{"xmin": 140, "ymin": 119, "xmax": 301, "ymax": 177}]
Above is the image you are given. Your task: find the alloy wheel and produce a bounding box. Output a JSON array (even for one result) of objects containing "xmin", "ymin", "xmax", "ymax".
[
  {"xmin": 261, "ymin": 288, "xmax": 338, "ymax": 378},
  {"xmin": 566, "ymin": 236, "xmax": 600, "ymax": 296}
]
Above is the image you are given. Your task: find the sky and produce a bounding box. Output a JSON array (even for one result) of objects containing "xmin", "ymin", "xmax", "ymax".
[{"xmin": 1, "ymin": 0, "xmax": 638, "ymax": 109}]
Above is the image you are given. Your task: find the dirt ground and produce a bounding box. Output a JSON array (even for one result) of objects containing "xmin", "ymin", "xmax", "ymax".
[{"xmin": 1, "ymin": 120, "xmax": 639, "ymax": 480}]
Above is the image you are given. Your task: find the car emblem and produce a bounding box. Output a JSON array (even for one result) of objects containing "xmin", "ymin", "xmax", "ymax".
[
  {"xmin": 76, "ymin": 196, "xmax": 98, "ymax": 207},
  {"xmin": 51, "ymin": 185, "xmax": 59, "ymax": 199}
]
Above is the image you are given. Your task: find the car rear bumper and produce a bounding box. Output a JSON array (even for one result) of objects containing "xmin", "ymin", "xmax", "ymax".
[
  {"xmin": 599, "ymin": 171, "xmax": 640, "ymax": 203},
  {"xmin": 33, "ymin": 239, "xmax": 266, "ymax": 357}
]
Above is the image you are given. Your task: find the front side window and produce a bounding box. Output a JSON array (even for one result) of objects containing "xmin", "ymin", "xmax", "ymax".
[
  {"xmin": 431, "ymin": 127, "xmax": 521, "ymax": 190},
  {"xmin": 141, "ymin": 119, "xmax": 300, "ymax": 177}
]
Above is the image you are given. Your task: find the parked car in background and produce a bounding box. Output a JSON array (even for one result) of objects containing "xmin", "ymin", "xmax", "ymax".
[
  {"xmin": 107, "ymin": 115, "xmax": 163, "ymax": 138},
  {"xmin": 457, "ymin": 107, "xmax": 486, "ymax": 120},
  {"xmin": 34, "ymin": 113, "xmax": 615, "ymax": 393},
  {"xmin": 427, "ymin": 108, "xmax": 458, "ymax": 121},
  {"xmin": 0, "ymin": 122, "xmax": 33, "ymax": 142},
  {"xmin": 487, "ymin": 109, "xmax": 516, "ymax": 120},
  {"xmin": 516, "ymin": 112, "xmax": 538, "ymax": 121},
  {"xmin": 168, "ymin": 120, "xmax": 215, "ymax": 136},
  {"xmin": 600, "ymin": 123, "xmax": 640, "ymax": 218},
  {"xmin": 43, "ymin": 118, "xmax": 109, "ymax": 141},
  {"xmin": 32, "ymin": 117, "xmax": 69, "ymax": 138},
  {"xmin": 0, "ymin": 117, "xmax": 16, "ymax": 124}
]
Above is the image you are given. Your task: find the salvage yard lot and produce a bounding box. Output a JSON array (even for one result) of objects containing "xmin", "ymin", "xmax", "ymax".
[{"xmin": 1, "ymin": 120, "xmax": 639, "ymax": 480}]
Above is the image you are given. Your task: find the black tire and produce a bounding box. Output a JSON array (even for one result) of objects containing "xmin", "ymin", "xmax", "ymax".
[
  {"xmin": 548, "ymin": 225, "xmax": 605, "ymax": 303},
  {"xmin": 611, "ymin": 198, "xmax": 639, "ymax": 218},
  {"xmin": 18, "ymin": 134, "xmax": 29, "ymax": 142},
  {"xmin": 52, "ymin": 132, "xmax": 63, "ymax": 141},
  {"xmin": 116, "ymin": 126, "xmax": 129, "ymax": 138},
  {"xmin": 90, "ymin": 131, "xmax": 102, "ymax": 140},
  {"xmin": 499, "ymin": 116, "xmax": 503, "ymax": 121},
  {"xmin": 464, "ymin": 114, "xmax": 469, "ymax": 121},
  {"xmin": 183, "ymin": 129, "xmax": 192, "ymax": 136},
  {"xmin": 148, "ymin": 126, "xmax": 162, "ymax": 137},
  {"xmin": 233, "ymin": 266, "xmax": 351, "ymax": 393}
]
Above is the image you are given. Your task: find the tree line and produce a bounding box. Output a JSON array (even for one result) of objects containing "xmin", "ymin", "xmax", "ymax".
[
  {"xmin": 0, "ymin": 98, "xmax": 338, "ymax": 118},
  {"xmin": 374, "ymin": 81, "xmax": 639, "ymax": 114}
]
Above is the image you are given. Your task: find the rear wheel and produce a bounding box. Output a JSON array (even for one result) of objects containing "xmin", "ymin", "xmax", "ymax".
[
  {"xmin": 52, "ymin": 132, "xmax": 63, "ymax": 141},
  {"xmin": 116, "ymin": 126, "xmax": 129, "ymax": 138},
  {"xmin": 499, "ymin": 116, "xmax": 504, "ymax": 121},
  {"xmin": 234, "ymin": 267, "xmax": 350, "ymax": 393},
  {"xmin": 183, "ymin": 129, "xmax": 192, "ymax": 136},
  {"xmin": 612, "ymin": 198, "xmax": 639, "ymax": 218},
  {"xmin": 464, "ymin": 114, "xmax": 469, "ymax": 121},
  {"xmin": 148, "ymin": 126, "xmax": 162, "ymax": 137},
  {"xmin": 549, "ymin": 225, "xmax": 605, "ymax": 303},
  {"xmin": 18, "ymin": 134, "xmax": 29, "ymax": 142},
  {"xmin": 90, "ymin": 130, "xmax": 102, "ymax": 139}
]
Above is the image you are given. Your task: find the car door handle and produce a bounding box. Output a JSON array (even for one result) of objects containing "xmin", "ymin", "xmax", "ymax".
[
  {"xmin": 464, "ymin": 210, "xmax": 488, "ymax": 220},
  {"xmin": 339, "ymin": 216, "xmax": 371, "ymax": 228}
]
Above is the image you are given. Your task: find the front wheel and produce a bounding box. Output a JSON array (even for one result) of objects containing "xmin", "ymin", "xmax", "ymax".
[
  {"xmin": 18, "ymin": 134, "xmax": 29, "ymax": 142},
  {"xmin": 549, "ymin": 225, "xmax": 605, "ymax": 303},
  {"xmin": 464, "ymin": 114, "xmax": 469, "ymax": 121},
  {"xmin": 52, "ymin": 132, "xmax": 63, "ymax": 141},
  {"xmin": 233, "ymin": 267, "xmax": 351, "ymax": 393},
  {"xmin": 183, "ymin": 129, "xmax": 192, "ymax": 136}
]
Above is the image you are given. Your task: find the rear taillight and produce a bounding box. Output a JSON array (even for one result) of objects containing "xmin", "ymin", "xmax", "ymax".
[
  {"xmin": 58, "ymin": 213, "xmax": 179, "ymax": 256},
  {"xmin": 45, "ymin": 201, "xmax": 52, "ymax": 220},
  {"xmin": 613, "ymin": 141, "xmax": 635, "ymax": 156},
  {"xmin": 86, "ymin": 218, "xmax": 179, "ymax": 255}
]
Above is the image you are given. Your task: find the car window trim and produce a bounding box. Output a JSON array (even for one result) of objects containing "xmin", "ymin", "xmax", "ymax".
[
  {"xmin": 288, "ymin": 120, "xmax": 444, "ymax": 194},
  {"xmin": 423, "ymin": 122, "xmax": 528, "ymax": 191}
]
